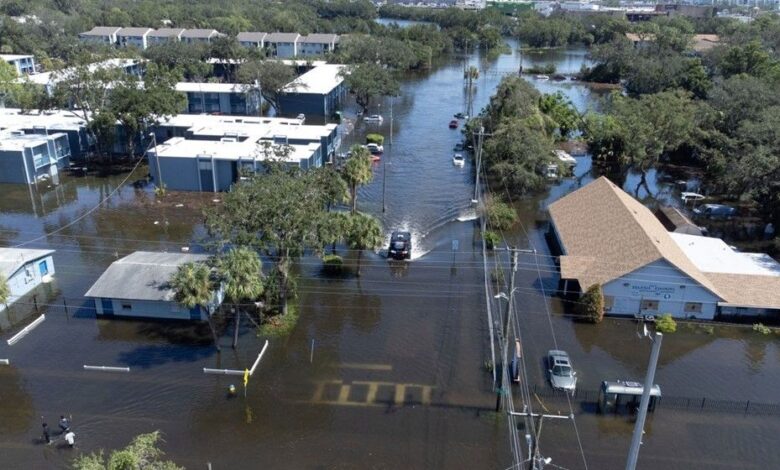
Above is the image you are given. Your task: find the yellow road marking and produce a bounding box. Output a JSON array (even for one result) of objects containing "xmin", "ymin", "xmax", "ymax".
[{"xmin": 337, "ymin": 384, "xmax": 351, "ymax": 403}]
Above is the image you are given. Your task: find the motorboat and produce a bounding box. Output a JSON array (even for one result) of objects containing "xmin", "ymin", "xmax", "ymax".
[
  {"xmin": 553, "ymin": 149, "xmax": 577, "ymax": 168},
  {"xmin": 452, "ymin": 154, "xmax": 465, "ymax": 167},
  {"xmin": 364, "ymin": 114, "xmax": 383, "ymax": 123},
  {"xmin": 449, "ymin": 119, "xmax": 459, "ymax": 129}
]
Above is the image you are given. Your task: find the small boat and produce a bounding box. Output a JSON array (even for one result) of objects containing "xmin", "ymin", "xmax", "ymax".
[
  {"xmin": 452, "ymin": 154, "xmax": 465, "ymax": 167},
  {"xmin": 681, "ymin": 192, "xmax": 705, "ymax": 202},
  {"xmin": 364, "ymin": 114, "xmax": 383, "ymax": 123},
  {"xmin": 449, "ymin": 119, "xmax": 459, "ymax": 129},
  {"xmin": 535, "ymin": 75, "xmax": 550, "ymax": 80},
  {"xmin": 553, "ymin": 149, "xmax": 577, "ymax": 168}
]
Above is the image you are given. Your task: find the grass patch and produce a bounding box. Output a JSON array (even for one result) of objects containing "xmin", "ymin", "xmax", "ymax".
[{"xmin": 258, "ymin": 304, "xmax": 299, "ymax": 337}]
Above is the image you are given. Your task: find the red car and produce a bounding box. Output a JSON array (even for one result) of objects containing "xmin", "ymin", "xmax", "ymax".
[{"xmin": 449, "ymin": 119, "xmax": 459, "ymax": 129}]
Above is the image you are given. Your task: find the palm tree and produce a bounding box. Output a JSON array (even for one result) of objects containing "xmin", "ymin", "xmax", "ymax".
[
  {"xmin": 342, "ymin": 145, "xmax": 374, "ymax": 214},
  {"xmin": 317, "ymin": 211, "xmax": 349, "ymax": 255},
  {"xmin": 0, "ymin": 273, "xmax": 9, "ymax": 309},
  {"xmin": 314, "ymin": 166, "xmax": 349, "ymax": 212},
  {"xmin": 346, "ymin": 213, "xmax": 383, "ymax": 277},
  {"xmin": 170, "ymin": 262, "xmax": 221, "ymax": 351},
  {"xmin": 216, "ymin": 247, "xmax": 264, "ymax": 348}
]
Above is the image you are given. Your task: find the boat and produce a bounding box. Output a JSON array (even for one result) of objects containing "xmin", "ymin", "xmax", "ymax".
[
  {"xmin": 452, "ymin": 153, "xmax": 465, "ymax": 167},
  {"xmin": 553, "ymin": 149, "xmax": 577, "ymax": 168},
  {"xmin": 449, "ymin": 119, "xmax": 459, "ymax": 129},
  {"xmin": 364, "ymin": 114, "xmax": 383, "ymax": 123},
  {"xmin": 535, "ymin": 75, "xmax": 550, "ymax": 80},
  {"xmin": 680, "ymin": 192, "xmax": 705, "ymax": 202}
]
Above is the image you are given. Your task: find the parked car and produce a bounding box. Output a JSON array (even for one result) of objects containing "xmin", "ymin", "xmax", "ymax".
[
  {"xmin": 452, "ymin": 153, "xmax": 465, "ymax": 167},
  {"xmin": 448, "ymin": 119, "xmax": 459, "ymax": 129},
  {"xmin": 366, "ymin": 143, "xmax": 384, "ymax": 154},
  {"xmin": 693, "ymin": 204, "xmax": 736, "ymax": 218},
  {"xmin": 547, "ymin": 350, "xmax": 577, "ymax": 392},
  {"xmin": 364, "ymin": 114, "xmax": 383, "ymax": 124},
  {"xmin": 388, "ymin": 231, "xmax": 412, "ymax": 260},
  {"xmin": 454, "ymin": 142, "xmax": 464, "ymax": 152}
]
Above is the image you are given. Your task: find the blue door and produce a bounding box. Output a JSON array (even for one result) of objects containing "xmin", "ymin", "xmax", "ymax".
[
  {"xmin": 190, "ymin": 306, "xmax": 202, "ymax": 320},
  {"xmin": 101, "ymin": 298, "xmax": 114, "ymax": 316},
  {"xmin": 38, "ymin": 260, "xmax": 49, "ymax": 276}
]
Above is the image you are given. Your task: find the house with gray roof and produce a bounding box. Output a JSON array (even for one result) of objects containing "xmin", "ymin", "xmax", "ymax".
[
  {"xmin": 0, "ymin": 248, "xmax": 55, "ymax": 312},
  {"xmin": 85, "ymin": 251, "xmax": 224, "ymax": 320},
  {"xmin": 237, "ymin": 32, "xmax": 268, "ymax": 49},
  {"xmin": 265, "ymin": 33, "xmax": 301, "ymax": 58},
  {"xmin": 298, "ymin": 34, "xmax": 339, "ymax": 57},
  {"xmin": 147, "ymin": 28, "xmax": 186, "ymax": 46},
  {"xmin": 181, "ymin": 29, "xmax": 224, "ymax": 44},
  {"xmin": 117, "ymin": 27, "xmax": 154, "ymax": 50},
  {"xmin": 79, "ymin": 26, "xmax": 122, "ymax": 46}
]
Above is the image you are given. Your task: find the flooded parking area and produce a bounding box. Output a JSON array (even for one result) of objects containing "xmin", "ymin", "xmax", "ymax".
[{"xmin": 1, "ymin": 41, "xmax": 779, "ymax": 469}]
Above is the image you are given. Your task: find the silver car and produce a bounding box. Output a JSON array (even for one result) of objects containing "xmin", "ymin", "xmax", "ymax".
[{"xmin": 547, "ymin": 350, "xmax": 577, "ymax": 392}]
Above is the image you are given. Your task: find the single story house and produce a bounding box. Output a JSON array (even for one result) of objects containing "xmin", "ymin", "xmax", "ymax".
[
  {"xmin": 117, "ymin": 27, "xmax": 154, "ymax": 50},
  {"xmin": 297, "ymin": 34, "xmax": 339, "ymax": 57},
  {"xmin": 181, "ymin": 29, "xmax": 224, "ymax": 44},
  {"xmin": 147, "ymin": 136, "xmax": 323, "ymax": 191},
  {"xmin": 147, "ymin": 28, "xmax": 186, "ymax": 46},
  {"xmin": 278, "ymin": 64, "xmax": 347, "ymax": 117},
  {"xmin": 237, "ymin": 32, "xmax": 268, "ymax": 49},
  {"xmin": 175, "ymin": 82, "xmax": 260, "ymax": 116},
  {"xmin": 0, "ymin": 248, "xmax": 55, "ymax": 312},
  {"xmin": 265, "ymin": 32, "xmax": 300, "ymax": 58},
  {"xmin": 79, "ymin": 26, "xmax": 122, "ymax": 46},
  {"xmin": 1, "ymin": 54, "xmax": 36, "ymax": 75},
  {"xmin": 548, "ymin": 176, "xmax": 780, "ymax": 320},
  {"xmin": 84, "ymin": 251, "xmax": 224, "ymax": 321},
  {"xmin": 0, "ymin": 131, "xmax": 71, "ymax": 185}
]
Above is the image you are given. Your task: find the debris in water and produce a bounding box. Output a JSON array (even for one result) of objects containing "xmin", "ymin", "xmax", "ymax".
[
  {"xmin": 181, "ymin": 247, "xmax": 190, "ymax": 252},
  {"xmin": 175, "ymin": 203, "xmax": 184, "ymax": 208},
  {"xmin": 153, "ymin": 221, "xmax": 160, "ymax": 225}
]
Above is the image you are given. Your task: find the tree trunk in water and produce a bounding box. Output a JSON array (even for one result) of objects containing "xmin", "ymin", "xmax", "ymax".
[
  {"xmin": 350, "ymin": 184, "xmax": 357, "ymax": 214},
  {"xmin": 279, "ymin": 266, "xmax": 288, "ymax": 316},
  {"xmin": 356, "ymin": 249, "xmax": 363, "ymax": 277},
  {"xmin": 232, "ymin": 305, "xmax": 240, "ymax": 349},
  {"xmin": 204, "ymin": 306, "xmax": 221, "ymax": 352}
]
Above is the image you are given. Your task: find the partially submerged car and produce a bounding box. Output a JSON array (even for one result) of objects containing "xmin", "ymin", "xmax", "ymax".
[
  {"xmin": 388, "ymin": 231, "xmax": 412, "ymax": 260},
  {"xmin": 547, "ymin": 350, "xmax": 577, "ymax": 392}
]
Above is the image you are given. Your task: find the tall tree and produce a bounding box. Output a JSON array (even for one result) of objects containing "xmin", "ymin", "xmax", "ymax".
[
  {"xmin": 72, "ymin": 431, "xmax": 183, "ymax": 470},
  {"xmin": 341, "ymin": 145, "xmax": 374, "ymax": 214},
  {"xmin": 206, "ymin": 166, "xmax": 325, "ymax": 316},
  {"xmin": 0, "ymin": 60, "xmax": 19, "ymax": 108},
  {"xmin": 210, "ymin": 36, "xmax": 247, "ymax": 82},
  {"xmin": 170, "ymin": 262, "xmax": 221, "ymax": 351},
  {"xmin": 345, "ymin": 212, "xmax": 383, "ymax": 277},
  {"xmin": 216, "ymin": 247, "xmax": 264, "ymax": 349},
  {"xmin": 237, "ymin": 59, "xmax": 295, "ymax": 115},
  {"xmin": 340, "ymin": 63, "xmax": 400, "ymax": 114}
]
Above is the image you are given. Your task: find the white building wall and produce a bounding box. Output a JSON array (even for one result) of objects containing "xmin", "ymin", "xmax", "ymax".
[
  {"xmin": 1, "ymin": 255, "xmax": 54, "ymax": 311},
  {"xmin": 602, "ymin": 260, "xmax": 720, "ymax": 320},
  {"xmin": 119, "ymin": 36, "xmax": 148, "ymax": 50}
]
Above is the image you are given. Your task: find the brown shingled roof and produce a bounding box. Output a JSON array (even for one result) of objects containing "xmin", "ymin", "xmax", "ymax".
[
  {"xmin": 548, "ymin": 176, "xmax": 722, "ymax": 296},
  {"xmin": 707, "ymin": 273, "xmax": 780, "ymax": 309}
]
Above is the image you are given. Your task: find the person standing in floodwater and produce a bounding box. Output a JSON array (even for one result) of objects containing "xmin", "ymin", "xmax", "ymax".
[
  {"xmin": 41, "ymin": 422, "xmax": 50, "ymax": 444},
  {"xmin": 59, "ymin": 415, "xmax": 70, "ymax": 432},
  {"xmin": 64, "ymin": 430, "xmax": 75, "ymax": 448}
]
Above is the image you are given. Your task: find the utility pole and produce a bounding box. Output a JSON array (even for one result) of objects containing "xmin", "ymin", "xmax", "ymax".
[
  {"xmin": 625, "ymin": 332, "xmax": 663, "ymax": 470},
  {"xmin": 508, "ymin": 410, "xmax": 571, "ymax": 470},
  {"xmin": 383, "ymin": 97, "xmax": 393, "ymax": 213},
  {"xmin": 472, "ymin": 126, "xmax": 484, "ymax": 204},
  {"xmin": 496, "ymin": 248, "xmax": 518, "ymax": 412},
  {"xmin": 149, "ymin": 132, "xmax": 163, "ymax": 190}
]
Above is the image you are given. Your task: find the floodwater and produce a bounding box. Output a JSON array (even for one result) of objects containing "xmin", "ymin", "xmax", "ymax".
[{"xmin": 1, "ymin": 40, "xmax": 779, "ymax": 470}]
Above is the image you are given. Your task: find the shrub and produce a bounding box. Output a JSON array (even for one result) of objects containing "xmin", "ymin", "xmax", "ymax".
[
  {"xmin": 484, "ymin": 230, "xmax": 501, "ymax": 250},
  {"xmin": 655, "ymin": 314, "xmax": 677, "ymax": 333},
  {"xmin": 322, "ymin": 254, "xmax": 344, "ymax": 275},
  {"xmin": 753, "ymin": 323, "xmax": 772, "ymax": 335},
  {"xmin": 485, "ymin": 199, "xmax": 517, "ymax": 231},
  {"xmin": 365, "ymin": 133, "xmax": 384, "ymax": 145},
  {"xmin": 258, "ymin": 304, "xmax": 299, "ymax": 337},
  {"xmin": 579, "ymin": 284, "xmax": 604, "ymax": 323}
]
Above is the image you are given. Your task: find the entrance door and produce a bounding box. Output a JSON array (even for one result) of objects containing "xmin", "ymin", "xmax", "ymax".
[
  {"xmin": 198, "ymin": 159, "xmax": 214, "ymax": 192},
  {"xmin": 101, "ymin": 298, "xmax": 114, "ymax": 316}
]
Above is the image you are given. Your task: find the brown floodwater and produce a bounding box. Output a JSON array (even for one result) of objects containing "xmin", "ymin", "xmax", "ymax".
[{"xmin": 0, "ymin": 41, "xmax": 778, "ymax": 470}]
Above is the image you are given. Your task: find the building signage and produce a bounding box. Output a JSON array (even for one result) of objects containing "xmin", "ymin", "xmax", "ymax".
[{"xmin": 630, "ymin": 284, "xmax": 676, "ymax": 297}]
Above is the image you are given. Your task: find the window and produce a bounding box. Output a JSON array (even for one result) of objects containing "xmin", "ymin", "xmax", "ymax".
[
  {"xmin": 38, "ymin": 260, "xmax": 49, "ymax": 276},
  {"xmin": 121, "ymin": 303, "xmax": 132, "ymax": 311},
  {"xmin": 640, "ymin": 299, "xmax": 659, "ymax": 311},
  {"xmin": 603, "ymin": 295, "xmax": 615, "ymax": 311},
  {"xmin": 684, "ymin": 302, "xmax": 702, "ymax": 313}
]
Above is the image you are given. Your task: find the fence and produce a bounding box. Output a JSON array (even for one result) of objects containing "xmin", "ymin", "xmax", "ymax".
[{"xmin": 525, "ymin": 383, "xmax": 780, "ymax": 416}]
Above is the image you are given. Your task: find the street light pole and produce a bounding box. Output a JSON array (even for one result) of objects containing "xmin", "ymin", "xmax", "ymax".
[
  {"xmin": 625, "ymin": 332, "xmax": 663, "ymax": 470},
  {"xmin": 495, "ymin": 249, "xmax": 518, "ymax": 412}
]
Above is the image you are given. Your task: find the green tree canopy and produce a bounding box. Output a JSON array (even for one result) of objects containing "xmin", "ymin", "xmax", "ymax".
[
  {"xmin": 72, "ymin": 431, "xmax": 183, "ymax": 470},
  {"xmin": 345, "ymin": 212, "xmax": 383, "ymax": 277},
  {"xmin": 0, "ymin": 273, "xmax": 9, "ymax": 305},
  {"xmin": 237, "ymin": 59, "xmax": 295, "ymax": 114},
  {"xmin": 341, "ymin": 145, "xmax": 374, "ymax": 214},
  {"xmin": 340, "ymin": 63, "xmax": 400, "ymax": 113},
  {"xmin": 580, "ymin": 284, "xmax": 605, "ymax": 324}
]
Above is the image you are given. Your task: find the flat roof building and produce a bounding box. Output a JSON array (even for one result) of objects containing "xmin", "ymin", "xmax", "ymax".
[
  {"xmin": 1, "ymin": 54, "xmax": 36, "ymax": 75},
  {"xmin": 0, "ymin": 131, "xmax": 71, "ymax": 185},
  {"xmin": 147, "ymin": 136, "xmax": 323, "ymax": 192},
  {"xmin": 0, "ymin": 248, "xmax": 55, "ymax": 312},
  {"xmin": 85, "ymin": 251, "xmax": 223, "ymax": 321},
  {"xmin": 279, "ymin": 63, "xmax": 347, "ymax": 117},
  {"xmin": 548, "ymin": 177, "xmax": 780, "ymax": 320},
  {"xmin": 174, "ymin": 82, "xmax": 260, "ymax": 116}
]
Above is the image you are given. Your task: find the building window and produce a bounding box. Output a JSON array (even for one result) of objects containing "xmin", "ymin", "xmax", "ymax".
[
  {"xmin": 640, "ymin": 299, "xmax": 659, "ymax": 311},
  {"xmin": 603, "ymin": 295, "xmax": 614, "ymax": 311},
  {"xmin": 121, "ymin": 303, "xmax": 132, "ymax": 311},
  {"xmin": 684, "ymin": 302, "xmax": 702, "ymax": 313},
  {"xmin": 38, "ymin": 260, "xmax": 49, "ymax": 276}
]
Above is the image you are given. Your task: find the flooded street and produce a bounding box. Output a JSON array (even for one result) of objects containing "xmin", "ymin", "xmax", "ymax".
[{"xmin": 1, "ymin": 39, "xmax": 779, "ymax": 469}]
